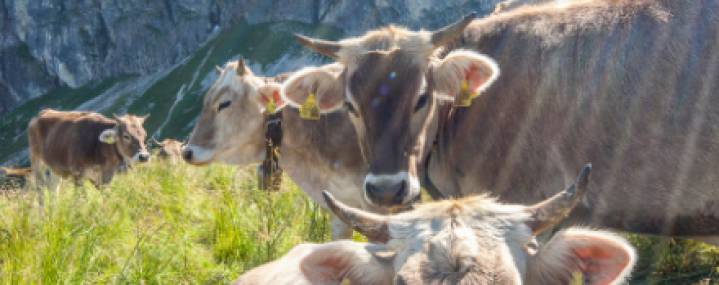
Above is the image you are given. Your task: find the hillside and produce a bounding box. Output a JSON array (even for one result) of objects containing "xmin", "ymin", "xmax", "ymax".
[{"xmin": 0, "ymin": 0, "xmax": 504, "ymax": 165}]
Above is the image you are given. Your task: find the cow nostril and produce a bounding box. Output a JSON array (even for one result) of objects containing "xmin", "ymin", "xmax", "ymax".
[
  {"xmin": 392, "ymin": 180, "xmax": 407, "ymax": 204},
  {"xmin": 138, "ymin": 153, "xmax": 149, "ymax": 162},
  {"xmin": 182, "ymin": 149, "xmax": 193, "ymax": 161}
]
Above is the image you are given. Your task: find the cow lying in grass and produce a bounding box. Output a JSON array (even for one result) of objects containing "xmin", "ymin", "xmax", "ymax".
[{"xmin": 234, "ymin": 164, "xmax": 637, "ymax": 284}]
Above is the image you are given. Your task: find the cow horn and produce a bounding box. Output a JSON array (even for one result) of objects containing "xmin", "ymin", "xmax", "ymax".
[
  {"xmin": 322, "ymin": 191, "xmax": 390, "ymax": 243},
  {"xmin": 215, "ymin": 65, "xmax": 223, "ymax": 75},
  {"xmin": 236, "ymin": 58, "xmax": 246, "ymax": 76},
  {"xmin": 526, "ymin": 164, "xmax": 592, "ymax": 234},
  {"xmin": 294, "ymin": 34, "xmax": 342, "ymax": 59},
  {"xmin": 430, "ymin": 12, "xmax": 477, "ymax": 48}
]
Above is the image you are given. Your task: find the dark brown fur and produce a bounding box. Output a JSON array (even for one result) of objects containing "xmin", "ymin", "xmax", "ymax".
[{"xmin": 28, "ymin": 109, "xmax": 148, "ymax": 186}]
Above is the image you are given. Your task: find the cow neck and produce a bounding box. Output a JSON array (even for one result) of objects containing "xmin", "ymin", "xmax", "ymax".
[
  {"xmin": 420, "ymin": 66, "xmax": 448, "ymax": 200},
  {"xmin": 258, "ymin": 111, "xmax": 283, "ymax": 191}
]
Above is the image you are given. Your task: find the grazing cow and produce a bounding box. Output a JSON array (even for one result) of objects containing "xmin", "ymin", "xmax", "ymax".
[
  {"xmin": 235, "ymin": 165, "xmax": 638, "ymax": 285},
  {"xmin": 181, "ymin": 60, "xmax": 374, "ymax": 239},
  {"xmin": 287, "ymin": 0, "xmax": 719, "ymax": 244},
  {"xmin": 28, "ymin": 109, "xmax": 150, "ymax": 188},
  {"xmin": 153, "ymin": 138, "xmax": 183, "ymax": 162}
]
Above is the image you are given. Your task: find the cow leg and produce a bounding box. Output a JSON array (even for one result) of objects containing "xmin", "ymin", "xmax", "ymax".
[{"xmin": 331, "ymin": 215, "xmax": 353, "ymax": 240}]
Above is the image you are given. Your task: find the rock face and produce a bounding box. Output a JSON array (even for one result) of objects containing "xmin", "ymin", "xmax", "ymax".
[{"xmin": 0, "ymin": 0, "xmax": 503, "ymax": 115}]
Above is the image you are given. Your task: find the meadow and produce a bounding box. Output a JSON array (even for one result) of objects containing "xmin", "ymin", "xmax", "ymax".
[{"xmin": 0, "ymin": 161, "xmax": 716, "ymax": 284}]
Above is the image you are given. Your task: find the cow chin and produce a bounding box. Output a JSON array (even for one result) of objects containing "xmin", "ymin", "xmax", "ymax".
[{"xmin": 182, "ymin": 145, "xmax": 215, "ymax": 166}]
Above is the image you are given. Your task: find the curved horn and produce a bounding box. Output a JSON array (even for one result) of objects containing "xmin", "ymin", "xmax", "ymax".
[
  {"xmin": 215, "ymin": 65, "xmax": 223, "ymax": 75},
  {"xmin": 431, "ymin": 12, "xmax": 477, "ymax": 48},
  {"xmin": 322, "ymin": 191, "xmax": 390, "ymax": 243},
  {"xmin": 526, "ymin": 164, "xmax": 592, "ymax": 234},
  {"xmin": 294, "ymin": 34, "xmax": 342, "ymax": 59}
]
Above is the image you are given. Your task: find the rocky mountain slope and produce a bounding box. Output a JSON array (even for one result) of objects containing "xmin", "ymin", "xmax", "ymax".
[{"xmin": 0, "ymin": 0, "xmax": 503, "ymax": 165}]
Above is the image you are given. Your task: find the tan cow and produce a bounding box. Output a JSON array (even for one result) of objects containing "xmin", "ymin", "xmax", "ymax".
[
  {"xmin": 288, "ymin": 0, "xmax": 719, "ymax": 244},
  {"xmin": 235, "ymin": 165, "xmax": 637, "ymax": 285},
  {"xmin": 152, "ymin": 138, "xmax": 183, "ymax": 162},
  {"xmin": 181, "ymin": 60, "xmax": 375, "ymax": 239},
  {"xmin": 28, "ymin": 109, "xmax": 150, "ymax": 188}
]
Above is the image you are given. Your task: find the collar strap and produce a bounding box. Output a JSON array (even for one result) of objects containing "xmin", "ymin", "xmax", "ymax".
[{"xmin": 258, "ymin": 111, "xmax": 283, "ymax": 191}]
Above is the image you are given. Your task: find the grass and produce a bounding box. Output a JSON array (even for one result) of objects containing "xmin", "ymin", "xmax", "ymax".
[{"xmin": 0, "ymin": 161, "xmax": 716, "ymax": 284}]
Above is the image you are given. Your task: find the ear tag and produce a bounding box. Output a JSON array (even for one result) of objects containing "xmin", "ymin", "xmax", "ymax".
[
  {"xmin": 455, "ymin": 80, "xmax": 475, "ymax": 107},
  {"xmin": 570, "ymin": 271, "xmax": 584, "ymax": 285},
  {"xmin": 265, "ymin": 99, "xmax": 277, "ymax": 114},
  {"xmin": 299, "ymin": 92, "xmax": 321, "ymax": 120}
]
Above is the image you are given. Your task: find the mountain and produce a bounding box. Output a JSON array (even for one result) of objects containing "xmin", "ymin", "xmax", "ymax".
[{"xmin": 0, "ymin": 0, "xmax": 503, "ymax": 165}]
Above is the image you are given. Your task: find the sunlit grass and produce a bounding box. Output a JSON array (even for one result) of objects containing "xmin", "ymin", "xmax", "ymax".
[
  {"xmin": 0, "ymin": 161, "xmax": 330, "ymax": 284},
  {"xmin": 0, "ymin": 161, "xmax": 716, "ymax": 284}
]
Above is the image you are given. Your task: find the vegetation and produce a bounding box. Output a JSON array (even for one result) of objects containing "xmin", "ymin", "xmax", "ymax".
[{"xmin": 0, "ymin": 161, "xmax": 716, "ymax": 284}]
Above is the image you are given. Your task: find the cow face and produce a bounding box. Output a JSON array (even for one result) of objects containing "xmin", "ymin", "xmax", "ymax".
[
  {"xmin": 182, "ymin": 60, "xmax": 284, "ymax": 166},
  {"xmin": 286, "ymin": 14, "xmax": 499, "ymax": 208},
  {"xmin": 99, "ymin": 114, "xmax": 150, "ymax": 164},
  {"xmin": 305, "ymin": 165, "xmax": 635, "ymax": 285},
  {"xmin": 154, "ymin": 139, "xmax": 183, "ymax": 161}
]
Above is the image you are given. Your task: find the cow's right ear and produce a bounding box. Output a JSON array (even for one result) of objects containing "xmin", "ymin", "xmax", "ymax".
[
  {"xmin": 431, "ymin": 50, "xmax": 499, "ymax": 103},
  {"xmin": 256, "ymin": 82, "xmax": 286, "ymax": 113},
  {"xmin": 99, "ymin": 129, "xmax": 118, "ymax": 144},
  {"xmin": 281, "ymin": 65, "xmax": 345, "ymax": 114},
  {"xmin": 527, "ymin": 228, "xmax": 636, "ymax": 285}
]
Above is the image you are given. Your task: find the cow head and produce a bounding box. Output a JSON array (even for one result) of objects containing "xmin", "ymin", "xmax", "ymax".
[
  {"xmin": 153, "ymin": 138, "xmax": 183, "ymax": 161},
  {"xmin": 308, "ymin": 165, "xmax": 635, "ymax": 284},
  {"xmin": 98, "ymin": 114, "xmax": 150, "ymax": 164},
  {"xmin": 182, "ymin": 59, "xmax": 286, "ymax": 166},
  {"xmin": 286, "ymin": 13, "xmax": 499, "ymax": 207}
]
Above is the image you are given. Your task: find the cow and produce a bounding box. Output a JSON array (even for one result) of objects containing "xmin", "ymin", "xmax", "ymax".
[
  {"xmin": 493, "ymin": 0, "xmax": 574, "ymax": 14},
  {"xmin": 234, "ymin": 165, "xmax": 638, "ymax": 285},
  {"xmin": 181, "ymin": 59, "xmax": 375, "ymax": 239},
  {"xmin": 28, "ymin": 109, "xmax": 150, "ymax": 189},
  {"xmin": 0, "ymin": 167, "xmax": 31, "ymax": 190},
  {"xmin": 286, "ymin": 0, "xmax": 719, "ymax": 245},
  {"xmin": 152, "ymin": 138, "xmax": 183, "ymax": 162}
]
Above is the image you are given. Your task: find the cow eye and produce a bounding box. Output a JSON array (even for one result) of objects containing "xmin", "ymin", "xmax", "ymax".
[
  {"xmin": 414, "ymin": 94, "xmax": 428, "ymax": 112},
  {"xmin": 123, "ymin": 134, "xmax": 131, "ymax": 141},
  {"xmin": 218, "ymin": 100, "xmax": 231, "ymax": 111},
  {"xmin": 344, "ymin": 101, "xmax": 358, "ymax": 116}
]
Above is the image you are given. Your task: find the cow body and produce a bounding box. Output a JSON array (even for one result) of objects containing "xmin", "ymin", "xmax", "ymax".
[
  {"xmin": 291, "ymin": 0, "xmax": 719, "ymax": 242},
  {"xmin": 182, "ymin": 61, "xmax": 373, "ymax": 239},
  {"xmin": 28, "ymin": 109, "xmax": 149, "ymax": 187},
  {"xmin": 235, "ymin": 166, "xmax": 637, "ymax": 285},
  {"xmin": 427, "ymin": 0, "xmax": 719, "ymax": 237}
]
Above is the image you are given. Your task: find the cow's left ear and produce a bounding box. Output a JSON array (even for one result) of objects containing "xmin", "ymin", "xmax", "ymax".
[
  {"xmin": 256, "ymin": 82, "xmax": 286, "ymax": 113},
  {"xmin": 527, "ymin": 228, "xmax": 637, "ymax": 285},
  {"xmin": 99, "ymin": 129, "xmax": 118, "ymax": 144},
  {"xmin": 431, "ymin": 50, "xmax": 500, "ymax": 102}
]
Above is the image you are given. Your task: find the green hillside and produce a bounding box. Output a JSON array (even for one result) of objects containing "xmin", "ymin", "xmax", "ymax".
[{"xmin": 0, "ymin": 21, "xmax": 341, "ymax": 165}]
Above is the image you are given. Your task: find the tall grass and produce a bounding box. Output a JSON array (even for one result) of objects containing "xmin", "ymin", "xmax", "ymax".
[
  {"xmin": 0, "ymin": 161, "xmax": 716, "ymax": 284},
  {"xmin": 0, "ymin": 161, "xmax": 330, "ymax": 284}
]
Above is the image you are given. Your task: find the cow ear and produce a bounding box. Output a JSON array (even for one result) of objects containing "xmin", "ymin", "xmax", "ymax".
[
  {"xmin": 234, "ymin": 241, "xmax": 393, "ymax": 285},
  {"xmin": 256, "ymin": 82, "xmax": 286, "ymax": 113},
  {"xmin": 527, "ymin": 228, "xmax": 636, "ymax": 285},
  {"xmin": 281, "ymin": 65, "xmax": 344, "ymax": 114},
  {"xmin": 99, "ymin": 129, "xmax": 118, "ymax": 144},
  {"xmin": 431, "ymin": 50, "xmax": 499, "ymax": 102}
]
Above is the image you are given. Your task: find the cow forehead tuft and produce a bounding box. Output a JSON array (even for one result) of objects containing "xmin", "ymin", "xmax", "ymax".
[{"xmin": 338, "ymin": 26, "xmax": 434, "ymax": 63}]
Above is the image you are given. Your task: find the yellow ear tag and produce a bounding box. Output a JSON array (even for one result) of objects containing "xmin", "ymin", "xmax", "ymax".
[
  {"xmin": 455, "ymin": 80, "xmax": 476, "ymax": 107},
  {"xmin": 299, "ymin": 92, "xmax": 321, "ymax": 120},
  {"xmin": 265, "ymin": 99, "xmax": 277, "ymax": 114},
  {"xmin": 570, "ymin": 271, "xmax": 584, "ymax": 285}
]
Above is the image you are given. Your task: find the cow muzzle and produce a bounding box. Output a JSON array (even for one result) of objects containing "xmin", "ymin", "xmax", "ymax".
[
  {"xmin": 181, "ymin": 145, "xmax": 214, "ymax": 165},
  {"xmin": 136, "ymin": 151, "xmax": 150, "ymax": 163},
  {"xmin": 363, "ymin": 172, "xmax": 419, "ymax": 207}
]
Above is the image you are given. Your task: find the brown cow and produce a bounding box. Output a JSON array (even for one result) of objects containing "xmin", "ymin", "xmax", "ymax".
[
  {"xmin": 235, "ymin": 165, "xmax": 637, "ymax": 285},
  {"xmin": 28, "ymin": 109, "xmax": 150, "ymax": 188},
  {"xmin": 181, "ymin": 60, "xmax": 374, "ymax": 239},
  {"xmin": 287, "ymin": 0, "xmax": 719, "ymax": 244}
]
